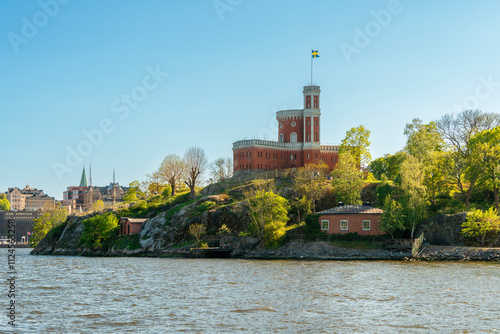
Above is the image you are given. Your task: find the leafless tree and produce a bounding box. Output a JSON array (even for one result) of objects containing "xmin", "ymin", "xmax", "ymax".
[
  {"xmin": 184, "ymin": 147, "xmax": 208, "ymax": 199},
  {"xmin": 159, "ymin": 154, "xmax": 186, "ymax": 196},
  {"xmin": 210, "ymin": 157, "xmax": 233, "ymax": 182}
]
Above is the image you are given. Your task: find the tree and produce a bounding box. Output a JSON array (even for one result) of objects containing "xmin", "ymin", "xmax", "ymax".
[
  {"xmin": 159, "ymin": 154, "xmax": 186, "ymax": 196},
  {"xmin": 210, "ymin": 157, "xmax": 233, "ymax": 182},
  {"xmin": 403, "ymin": 119, "xmax": 448, "ymax": 205},
  {"xmin": 469, "ymin": 127, "xmax": 500, "ymax": 210},
  {"xmin": 184, "ymin": 147, "xmax": 208, "ymax": 199},
  {"xmin": 369, "ymin": 152, "xmax": 406, "ymax": 181},
  {"xmin": 461, "ymin": 208, "xmax": 500, "ymax": 246},
  {"xmin": 92, "ymin": 200, "xmax": 105, "ymax": 212},
  {"xmin": 0, "ymin": 194, "xmax": 10, "ymax": 210},
  {"xmin": 188, "ymin": 223, "xmax": 206, "ymax": 246},
  {"xmin": 436, "ymin": 109, "xmax": 500, "ymax": 208},
  {"xmin": 81, "ymin": 212, "xmax": 118, "ymax": 249},
  {"xmin": 290, "ymin": 196, "xmax": 311, "ymax": 224},
  {"xmin": 30, "ymin": 207, "xmax": 68, "ymax": 247},
  {"xmin": 339, "ymin": 125, "xmax": 371, "ymax": 167},
  {"xmin": 146, "ymin": 170, "xmax": 166, "ymax": 196},
  {"xmin": 379, "ymin": 195, "xmax": 405, "ymax": 239},
  {"xmin": 247, "ymin": 190, "xmax": 290, "ymax": 248},
  {"xmin": 331, "ymin": 152, "xmax": 364, "ymax": 205},
  {"xmin": 294, "ymin": 162, "xmax": 329, "ymax": 213},
  {"xmin": 399, "ymin": 155, "xmax": 428, "ymax": 239}
]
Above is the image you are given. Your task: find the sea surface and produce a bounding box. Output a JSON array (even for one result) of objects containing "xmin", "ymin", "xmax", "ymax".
[{"xmin": 1, "ymin": 248, "xmax": 499, "ymax": 333}]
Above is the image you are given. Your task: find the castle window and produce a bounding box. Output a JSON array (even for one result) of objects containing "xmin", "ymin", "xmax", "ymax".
[
  {"xmin": 290, "ymin": 132, "xmax": 297, "ymax": 143},
  {"xmin": 307, "ymin": 154, "xmax": 309, "ymax": 159},
  {"xmin": 280, "ymin": 134, "xmax": 283, "ymax": 143},
  {"xmin": 315, "ymin": 153, "xmax": 318, "ymax": 159},
  {"xmin": 290, "ymin": 154, "xmax": 293, "ymax": 160},
  {"xmin": 307, "ymin": 120, "xmax": 310, "ymax": 126},
  {"xmin": 314, "ymin": 96, "xmax": 319, "ymax": 108},
  {"xmin": 291, "ymin": 121, "xmax": 296, "ymax": 127},
  {"xmin": 280, "ymin": 123, "xmax": 283, "ymax": 128},
  {"xmin": 315, "ymin": 120, "xmax": 318, "ymax": 126},
  {"xmin": 306, "ymin": 95, "xmax": 311, "ymax": 108},
  {"xmin": 314, "ymin": 134, "xmax": 318, "ymax": 141}
]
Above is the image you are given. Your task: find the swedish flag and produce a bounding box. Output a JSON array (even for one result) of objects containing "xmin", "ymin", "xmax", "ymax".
[{"xmin": 312, "ymin": 50, "xmax": 320, "ymax": 58}]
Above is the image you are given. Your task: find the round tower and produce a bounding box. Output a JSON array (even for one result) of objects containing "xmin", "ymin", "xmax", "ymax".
[{"xmin": 303, "ymin": 85, "xmax": 321, "ymax": 143}]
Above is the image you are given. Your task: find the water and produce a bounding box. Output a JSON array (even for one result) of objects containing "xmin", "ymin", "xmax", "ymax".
[{"xmin": 1, "ymin": 248, "xmax": 499, "ymax": 333}]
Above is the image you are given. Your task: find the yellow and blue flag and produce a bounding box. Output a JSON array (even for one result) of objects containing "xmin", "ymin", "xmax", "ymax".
[{"xmin": 312, "ymin": 50, "xmax": 320, "ymax": 58}]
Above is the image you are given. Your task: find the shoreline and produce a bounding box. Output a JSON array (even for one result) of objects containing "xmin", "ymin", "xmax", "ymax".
[{"xmin": 30, "ymin": 242, "xmax": 500, "ymax": 262}]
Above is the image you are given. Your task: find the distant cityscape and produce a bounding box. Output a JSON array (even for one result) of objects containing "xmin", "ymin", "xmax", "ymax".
[{"xmin": 1, "ymin": 165, "xmax": 129, "ymax": 242}]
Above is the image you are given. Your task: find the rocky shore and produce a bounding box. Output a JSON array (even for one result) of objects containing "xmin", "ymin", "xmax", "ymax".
[
  {"xmin": 243, "ymin": 241, "xmax": 411, "ymax": 260},
  {"xmin": 413, "ymin": 245, "xmax": 500, "ymax": 261}
]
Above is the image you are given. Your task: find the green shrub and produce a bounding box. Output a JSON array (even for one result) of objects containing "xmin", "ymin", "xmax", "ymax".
[
  {"xmin": 304, "ymin": 214, "xmax": 320, "ymax": 234},
  {"xmin": 80, "ymin": 212, "xmax": 119, "ymax": 250}
]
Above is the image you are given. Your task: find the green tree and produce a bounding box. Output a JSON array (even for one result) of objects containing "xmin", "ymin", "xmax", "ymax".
[
  {"xmin": 403, "ymin": 119, "xmax": 448, "ymax": 206},
  {"xmin": 81, "ymin": 212, "xmax": 118, "ymax": 249},
  {"xmin": 461, "ymin": 208, "xmax": 500, "ymax": 246},
  {"xmin": 30, "ymin": 207, "xmax": 68, "ymax": 247},
  {"xmin": 294, "ymin": 161, "xmax": 329, "ymax": 213},
  {"xmin": 399, "ymin": 155, "xmax": 428, "ymax": 239},
  {"xmin": 379, "ymin": 195, "xmax": 405, "ymax": 239},
  {"xmin": 436, "ymin": 109, "xmax": 500, "ymax": 208},
  {"xmin": 247, "ymin": 190, "xmax": 289, "ymax": 248},
  {"xmin": 92, "ymin": 200, "xmax": 105, "ymax": 212},
  {"xmin": 468, "ymin": 127, "xmax": 500, "ymax": 210},
  {"xmin": 339, "ymin": 125, "xmax": 371, "ymax": 167},
  {"xmin": 290, "ymin": 196, "xmax": 311, "ymax": 224},
  {"xmin": 331, "ymin": 152, "xmax": 363, "ymax": 205},
  {"xmin": 0, "ymin": 196, "xmax": 10, "ymax": 210}
]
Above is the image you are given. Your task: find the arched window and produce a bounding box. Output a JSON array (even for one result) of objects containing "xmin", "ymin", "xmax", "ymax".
[
  {"xmin": 290, "ymin": 132, "xmax": 297, "ymax": 143},
  {"xmin": 280, "ymin": 133, "xmax": 284, "ymax": 143}
]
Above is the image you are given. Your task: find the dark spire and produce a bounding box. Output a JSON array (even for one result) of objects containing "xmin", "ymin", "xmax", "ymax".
[{"xmin": 80, "ymin": 165, "xmax": 88, "ymax": 187}]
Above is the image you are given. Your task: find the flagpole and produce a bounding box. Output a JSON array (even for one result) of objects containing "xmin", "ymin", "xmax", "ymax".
[{"xmin": 311, "ymin": 49, "xmax": 313, "ymax": 85}]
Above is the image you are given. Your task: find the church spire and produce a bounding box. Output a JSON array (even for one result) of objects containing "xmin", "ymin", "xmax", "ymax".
[{"xmin": 80, "ymin": 165, "xmax": 88, "ymax": 187}]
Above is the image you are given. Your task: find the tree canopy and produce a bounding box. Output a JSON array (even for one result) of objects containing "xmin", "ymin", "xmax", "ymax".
[{"xmin": 339, "ymin": 125, "xmax": 371, "ymax": 167}]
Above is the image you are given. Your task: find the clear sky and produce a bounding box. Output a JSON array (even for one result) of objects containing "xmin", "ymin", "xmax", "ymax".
[{"xmin": 2, "ymin": 0, "xmax": 500, "ymax": 200}]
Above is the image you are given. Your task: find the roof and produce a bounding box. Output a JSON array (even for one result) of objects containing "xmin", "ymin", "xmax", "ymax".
[
  {"xmin": 318, "ymin": 205, "xmax": 383, "ymax": 215},
  {"xmin": 26, "ymin": 194, "xmax": 54, "ymax": 201},
  {"xmin": 120, "ymin": 217, "xmax": 148, "ymax": 223},
  {"xmin": 80, "ymin": 167, "xmax": 88, "ymax": 187}
]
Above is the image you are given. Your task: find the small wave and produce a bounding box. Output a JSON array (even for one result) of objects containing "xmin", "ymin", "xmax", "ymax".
[{"xmin": 230, "ymin": 307, "xmax": 276, "ymax": 313}]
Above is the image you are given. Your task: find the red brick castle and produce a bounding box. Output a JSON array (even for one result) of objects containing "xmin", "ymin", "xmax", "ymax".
[{"xmin": 232, "ymin": 85, "xmax": 339, "ymax": 175}]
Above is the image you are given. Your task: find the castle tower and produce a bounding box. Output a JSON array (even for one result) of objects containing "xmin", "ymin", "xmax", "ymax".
[{"xmin": 302, "ymin": 85, "xmax": 321, "ymax": 144}]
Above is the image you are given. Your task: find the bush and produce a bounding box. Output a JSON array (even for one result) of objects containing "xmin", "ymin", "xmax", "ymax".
[
  {"xmin": 304, "ymin": 214, "xmax": 320, "ymax": 234},
  {"xmin": 81, "ymin": 212, "xmax": 119, "ymax": 250}
]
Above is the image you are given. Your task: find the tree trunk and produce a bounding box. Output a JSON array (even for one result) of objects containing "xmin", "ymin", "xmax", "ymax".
[{"xmin": 494, "ymin": 187, "xmax": 499, "ymax": 211}]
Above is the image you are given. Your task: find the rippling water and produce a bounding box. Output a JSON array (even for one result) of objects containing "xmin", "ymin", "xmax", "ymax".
[{"xmin": 1, "ymin": 248, "xmax": 498, "ymax": 333}]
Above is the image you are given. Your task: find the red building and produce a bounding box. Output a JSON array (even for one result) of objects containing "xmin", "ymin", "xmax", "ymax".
[
  {"xmin": 232, "ymin": 85, "xmax": 339, "ymax": 175},
  {"xmin": 119, "ymin": 217, "xmax": 148, "ymax": 236},
  {"xmin": 318, "ymin": 205, "xmax": 385, "ymax": 236}
]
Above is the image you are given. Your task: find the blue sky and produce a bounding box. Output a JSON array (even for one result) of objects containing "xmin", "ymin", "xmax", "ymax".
[{"xmin": 2, "ymin": 0, "xmax": 500, "ymax": 200}]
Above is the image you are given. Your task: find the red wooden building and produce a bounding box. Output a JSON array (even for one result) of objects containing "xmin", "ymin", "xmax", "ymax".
[{"xmin": 318, "ymin": 205, "xmax": 385, "ymax": 236}]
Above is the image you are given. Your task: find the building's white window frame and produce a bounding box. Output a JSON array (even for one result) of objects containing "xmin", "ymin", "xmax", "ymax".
[
  {"xmin": 362, "ymin": 220, "xmax": 370, "ymax": 231},
  {"xmin": 321, "ymin": 220, "xmax": 329, "ymax": 231},
  {"xmin": 340, "ymin": 220, "xmax": 348, "ymax": 231}
]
